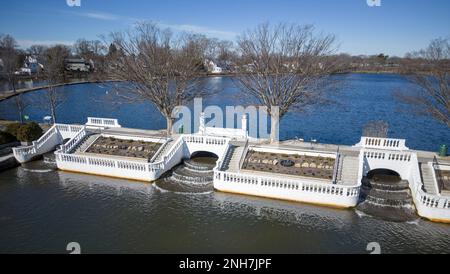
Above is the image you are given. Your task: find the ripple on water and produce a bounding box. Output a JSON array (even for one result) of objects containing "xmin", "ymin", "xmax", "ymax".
[{"xmin": 0, "ymin": 163, "xmax": 449, "ymax": 253}]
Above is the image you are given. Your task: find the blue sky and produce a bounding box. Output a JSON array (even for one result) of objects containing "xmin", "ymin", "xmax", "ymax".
[{"xmin": 0, "ymin": 0, "xmax": 449, "ymax": 56}]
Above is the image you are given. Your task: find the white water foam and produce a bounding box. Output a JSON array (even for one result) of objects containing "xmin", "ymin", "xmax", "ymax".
[
  {"xmin": 354, "ymin": 209, "xmax": 372, "ymax": 219},
  {"xmin": 406, "ymin": 219, "xmax": 421, "ymax": 225},
  {"xmin": 152, "ymin": 183, "xmax": 213, "ymax": 196},
  {"xmin": 21, "ymin": 168, "xmax": 54, "ymax": 173}
]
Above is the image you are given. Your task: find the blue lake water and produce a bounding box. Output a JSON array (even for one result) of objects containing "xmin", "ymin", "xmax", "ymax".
[{"xmin": 1, "ymin": 74, "xmax": 448, "ymax": 151}]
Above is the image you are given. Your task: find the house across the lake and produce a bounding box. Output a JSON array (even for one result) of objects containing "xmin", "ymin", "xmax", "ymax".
[{"xmin": 64, "ymin": 58, "xmax": 94, "ymax": 72}]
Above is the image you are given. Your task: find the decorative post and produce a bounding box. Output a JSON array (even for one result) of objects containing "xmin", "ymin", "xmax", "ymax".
[
  {"xmin": 242, "ymin": 114, "xmax": 248, "ymax": 137},
  {"xmin": 199, "ymin": 112, "xmax": 206, "ymax": 135}
]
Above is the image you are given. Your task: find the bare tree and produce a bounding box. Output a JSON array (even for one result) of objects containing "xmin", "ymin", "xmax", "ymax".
[
  {"xmin": 363, "ymin": 120, "xmax": 389, "ymax": 138},
  {"xmin": 40, "ymin": 45, "xmax": 71, "ymax": 123},
  {"xmin": 28, "ymin": 44, "xmax": 48, "ymax": 59},
  {"xmin": 0, "ymin": 34, "xmax": 28, "ymax": 123},
  {"xmin": 106, "ymin": 22, "xmax": 210, "ymax": 134},
  {"xmin": 234, "ymin": 23, "xmax": 339, "ymax": 142},
  {"xmin": 396, "ymin": 38, "xmax": 450, "ymax": 127}
]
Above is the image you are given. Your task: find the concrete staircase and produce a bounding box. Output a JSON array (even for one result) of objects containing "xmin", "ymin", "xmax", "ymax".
[
  {"xmin": 420, "ymin": 163, "xmax": 438, "ymax": 195},
  {"xmin": 74, "ymin": 134, "xmax": 100, "ymax": 153},
  {"xmin": 339, "ymin": 155, "xmax": 360, "ymax": 185},
  {"xmin": 222, "ymin": 145, "xmax": 245, "ymax": 172},
  {"xmin": 152, "ymin": 139, "xmax": 175, "ymax": 163}
]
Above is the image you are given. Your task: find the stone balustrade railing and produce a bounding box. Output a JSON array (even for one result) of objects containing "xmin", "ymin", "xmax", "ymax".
[
  {"xmin": 60, "ymin": 126, "xmax": 87, "ymax": 153},
  {"xmin": 214, "ymin": 170, "xmax": 360, "ymax": 198},
  {"xmin": 13, "ymin": 125, "xmax": 59, "ymax": 158},
  {"xmin": 356, "ymin": 137, "xmax": 409, "ymax": 151},
  {"xmin": 238, "ymin": 139, "xmax": 250, "ymax": 170},
  {"xmin": 184, "ymin": 135, "xmax": 228, "ymax": 146},
  {"xmin": 363, "ymin": 150, "xmax": 412, "ymax": 162},
  {"xmin": 55, "ymin": 124, "xmax": 84, "ymax": 134},
  {"xmin": 214, "ymin": 140, "xmax": 231, "ymax": 171},
  {"xmin": 86, "ymin": 117, "xmax": 121, "ymax": 128}
]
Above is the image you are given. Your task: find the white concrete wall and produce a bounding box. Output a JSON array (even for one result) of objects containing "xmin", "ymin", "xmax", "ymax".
[
  {"xmin": 56, "ymin": 153, "xmax": 159, "ymax": 181},
  {"xmin": 361, "ymin": 149, "xmax": 414, "ymax": 180},
  {"xmin": 214, "ymin": 171, "xmax": 359, "ymax": 208}
]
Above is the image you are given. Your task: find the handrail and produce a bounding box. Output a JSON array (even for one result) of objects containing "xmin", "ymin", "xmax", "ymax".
[
  {"xmin": 238, "ymin": 139, "xmax": 250, "ymax": 170},
  {"xmin": 332, "ymin": 147, "xmax": 341, "ymax": 184},
  {"xmin": 13, "ymin": 124, "xmax": 58, "ymax": 155},
  {"xmin": 150, "ymin": 137, "xmax": 172, "ymax": 163},
  {"xmin": 60, "ymin": 126, "xmax": 87, "ymax": 153},
  {"xmin": 214, "ymin": 140, "xmax": 230, "ymax": 171},
  {"xmin": 433, "ymin": 156, "xmax": 444, "ymax": 193}
]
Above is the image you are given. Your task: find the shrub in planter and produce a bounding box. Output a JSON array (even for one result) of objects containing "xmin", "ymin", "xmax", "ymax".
[
  {"xmin": 5, "ymin": 122, "xmax": 22, "ymax": 138},
  {"xmin": 16, "ymin": 122, "xmax": 43, "ymax": 142},
  {"xmin": 0, "ymin": 131, "xmax": 17, "ymax": 145}
]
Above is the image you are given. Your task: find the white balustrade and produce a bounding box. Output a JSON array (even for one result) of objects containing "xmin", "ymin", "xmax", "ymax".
[
  {"xmin": 13, "ymin": 124, "xmax": 60, "ymax": 162},
  {"xmin": 86, "ymin": 117, "xmax": 121, "ymax": 128},
  {"xmin": 363, "ymin": 150, "xmax": 412, "ymax": 162},
  {"xmin": 214, "ymin": 170, "xmax": 360, "ymax": 198},
  {"xmin": 357, "ymin": 137, "xmax": 409, "ymax": 151},
  {"xmin": 60, "ymin": 127, "xmax": 87, "ymax": 153}
]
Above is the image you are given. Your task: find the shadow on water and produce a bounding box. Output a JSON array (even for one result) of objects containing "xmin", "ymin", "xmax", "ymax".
[{"xmin": 0, "ymin": 161, "xmax": 449, "ymax": 253}]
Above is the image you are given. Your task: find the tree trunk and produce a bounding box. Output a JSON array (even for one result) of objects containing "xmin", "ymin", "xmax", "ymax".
[
  {"xmin": 166, "ymin": 116, "xmax": 174, "ymax": 136},
  {"xmin": 270, "ymin": 114, "xmax": 280, "ymax": 143},
  {"xmin": 11, "ymin": 75, "xmax": 24, "ymax": 124},
  {"xmin": 51, "ymin": 106, "xmax": 57, "ymax": 125}
]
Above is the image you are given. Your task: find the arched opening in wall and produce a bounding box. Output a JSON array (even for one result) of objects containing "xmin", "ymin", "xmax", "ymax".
[
  {"xmin": 189, "ymin": 151, "xmax": 219, "ymax": 167},
  {"xmin": 366, "ymin": 169, "xmax": 401, "ymax": 182}
]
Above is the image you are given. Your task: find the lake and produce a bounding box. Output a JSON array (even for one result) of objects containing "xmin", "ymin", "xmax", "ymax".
[
  {"xmin": 0, "ymin": 74, "xmax": 449, "ymax": 254},
  {"xmin": 0, "ymin": 74, "xmax": 448, "ymax": 151}
]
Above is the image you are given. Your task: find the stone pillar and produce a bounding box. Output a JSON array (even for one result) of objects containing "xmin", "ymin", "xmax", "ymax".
[
  {"xmin": 242, "ymin": 114, "xmax": 248, "ymax": 137},
  {"xmin": 199, "ymin": 112, "xmax": 206, "ymax": 134}
]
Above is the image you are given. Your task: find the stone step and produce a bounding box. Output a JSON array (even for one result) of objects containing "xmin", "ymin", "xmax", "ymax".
[
  {"xmin": 365, "ymin": 195, "xmax": 413, "ymax": 207},
  {"xmin": 420, "ymin": 163, "xmax": 437, "ymax": 194},
  {"xmin": 170, "ymin": 166, "xmax": 214, "ymax": 185},
  {"xmin": 74, "ymin": 133, "xmax": 100, "ymax": 153},
  {"xmin": 339, "ymin": 155, "xmax": 359, "ymax": 184},
  {"xmin": 362, "ymin": 179, "xmax": 410, "ymax": 191},
  {"xmin": 184, "ymin": 159, "xmax": 215, "ymax": 171}
]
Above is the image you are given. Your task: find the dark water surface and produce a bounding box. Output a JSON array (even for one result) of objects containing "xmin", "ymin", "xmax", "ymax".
[{"xmin": 0, "ymin": 163, "xmax": 449, "ymax": 254}]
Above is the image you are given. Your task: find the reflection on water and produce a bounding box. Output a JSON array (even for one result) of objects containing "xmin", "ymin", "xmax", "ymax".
[{"xmin": 0, "ymin": 160, "xmax": 449, "ymax": 254}]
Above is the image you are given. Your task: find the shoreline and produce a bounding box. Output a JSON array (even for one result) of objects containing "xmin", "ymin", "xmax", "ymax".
[
  {"xmin": 0, "ymin": 71, "xmax": 403, "ymax": 102},
  {"xmin": 0, "ymin": 79, "xmax": 118, "ymax": 102}
]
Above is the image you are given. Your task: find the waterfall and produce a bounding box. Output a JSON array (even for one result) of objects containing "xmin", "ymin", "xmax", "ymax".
[{"xmin": 357, "ymin": 174, "xmax": 418, "ymax": 222}]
